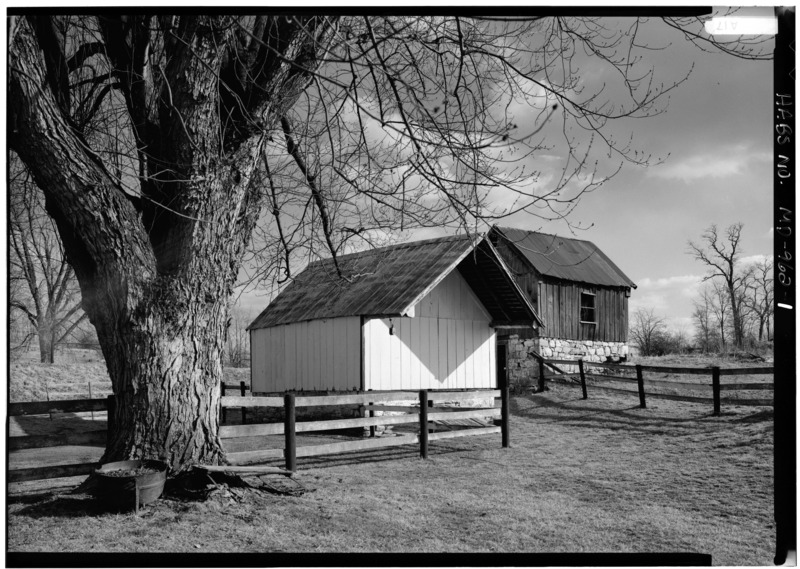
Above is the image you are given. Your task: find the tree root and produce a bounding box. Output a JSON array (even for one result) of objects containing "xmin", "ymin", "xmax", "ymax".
[{"xmin": 165, "ymin": 467, "xmax": 308, "ymax": 501}]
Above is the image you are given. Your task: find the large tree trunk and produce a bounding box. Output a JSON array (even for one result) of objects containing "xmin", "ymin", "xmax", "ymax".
[
  {"xmin": 100, "ymin": 278, "xmax": 228, "ymax": 466},
  {"xmin": 9, "ymin": 16, "xmax": 330, "ymax": 473}
]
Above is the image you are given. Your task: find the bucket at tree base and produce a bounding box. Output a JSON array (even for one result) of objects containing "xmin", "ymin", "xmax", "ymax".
[{"xmin": 96, "ymin": 459, "xmax": 168, "ymax": 512}]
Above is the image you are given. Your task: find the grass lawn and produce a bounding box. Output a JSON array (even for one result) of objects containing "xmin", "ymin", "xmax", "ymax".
[{"xmin": 7, "ymin": 366, "xmax": 775, "ymax": 564}]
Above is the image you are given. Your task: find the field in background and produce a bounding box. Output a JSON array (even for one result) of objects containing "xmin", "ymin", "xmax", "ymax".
[
  {"xmin": 9, "ymin": 348, "xmax": 250, "ymax": 403},
  {"xmin": 7, "ymin": 350, "xmax": 775, "ymax": 562}
]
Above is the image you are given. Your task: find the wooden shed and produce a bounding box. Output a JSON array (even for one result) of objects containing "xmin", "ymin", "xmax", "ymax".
[
  {"xmin": 248, "ymin": 234, "xmax": 541, "ymax": 394},
  {"xmin": 488, "ymin": 226, "xmax": 636, "ymax": 370}
]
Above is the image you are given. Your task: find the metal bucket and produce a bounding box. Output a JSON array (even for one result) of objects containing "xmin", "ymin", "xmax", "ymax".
[{"xmin": 96, "ymin": 459, "xmax": 168, "ymax": 513}]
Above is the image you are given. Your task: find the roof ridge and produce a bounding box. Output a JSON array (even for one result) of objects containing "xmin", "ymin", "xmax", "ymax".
[
  {"xmin": 494, "ymin": 225, "xmax": 598, "ymax": 247},
  {"xmin": 491, "ymin": 225, "xmax": 635, "ymax": 288},
  {"xmin": 308, "ymin": 233, "xmax": 478, "ymax": 267}
]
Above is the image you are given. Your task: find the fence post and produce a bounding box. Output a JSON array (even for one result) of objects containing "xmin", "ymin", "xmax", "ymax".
[
  {"xmin": 636, "ymin": 365, "xmax": 646, "ymax": 408},
  {"xmin": 419, "ymin": 390, "xmax": 429, "ymax": 459},
  {"xmin": 45, "ymin": 382, "xmax": 52, "ymax": 421},
  {"xmin": 240, "ymin": 381, "xmax": 247, "ymax": 425},
  {"xmin": 89, "ymin": 382, "xmax": 95, "ymax": 421},
  {"xmin": 500, "ymin": 374, "xmax": 510, "ymax": 448},
  {"xmin": 284, "ymin": 393, "xmax": 296, "ymax": 472},
  {"xmin": 537, "ymin": 356, "xmax": 546, "ymax": 392},
  {"xmin": 106, "ymin": 394, "xmax": 116, "ymax": 447},
  {"xmin": 712, "ymin": 366, "xmax": 721, "ymax": 416},
  {"xmin": 220, "ymin": 382, "xmax": 227, "ymax": 424},
  {"xmin": 368, "ymin": 389, "xmax": 376, "ymax": 438},
  {"xmin": 578, "ymin": 359, "xmax": 588, "ymax": 400}
]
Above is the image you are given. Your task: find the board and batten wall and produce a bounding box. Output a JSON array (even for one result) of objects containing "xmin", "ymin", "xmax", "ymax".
[
  {"xmin": 538, "ymin": 280, "xmax": 629, "ymax": 343},
  {"xmin": 250, "ymin": 316, "xmax": 362, "ymax": 393},
  {"xmin": 363, "ymin": 270, "xmax": 497, "ymax": 390}
]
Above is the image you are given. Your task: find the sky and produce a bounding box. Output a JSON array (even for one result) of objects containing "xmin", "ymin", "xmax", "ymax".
[{"xmin": 238, "ymin": 10, "xmax": 776, "ymax": 338}]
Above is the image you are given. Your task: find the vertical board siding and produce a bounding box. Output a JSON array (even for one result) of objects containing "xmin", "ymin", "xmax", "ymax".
[
  {"xmin": 251, "ymin": 316, "xmax": 362, "ymax": 393},
  {"xmin": 364, "ymin": 316, "xmax": 496, "ymax": 390},
  {"xmin": 537, "ymin": 279, "xmax": 629, "ymax": 342},
  {"xmin": 364, "ymin": 270, "xmax": 496, "ymax": 390}
]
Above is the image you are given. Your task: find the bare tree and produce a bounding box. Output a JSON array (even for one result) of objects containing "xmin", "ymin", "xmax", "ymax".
[
  {"xmin": 692, "ymin": 281, "xmax": 732, "ymax": 352},
  {"xmin": 225, "ymin": 307, "xmax": 253, "ymax": 368},
  {"xmin": 693, "ymin": 286, "xmax": 717, "ymax": 352},
  {"xmin": 687, "ymin": 223, "xmax": 752, "ymax": 350},
  {"xmin": 742, "ymin": 257, "xmax": 774, "ymax": 343},
  {"xmin": 630, "ymin": 308, "xmax": 668, "ymax": 356},
  {"xmin": 9, "ymin": 153, "xmax": 87, "ymax": 363},
  {"xmin": 8, "ymin": 13, "xmax": 772, "ymax": 472}
]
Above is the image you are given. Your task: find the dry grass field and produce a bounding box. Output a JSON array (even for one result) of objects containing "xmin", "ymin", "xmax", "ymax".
[{"xmin": 6, "ymin": 352, "xmax": 775, "ymax": 563}]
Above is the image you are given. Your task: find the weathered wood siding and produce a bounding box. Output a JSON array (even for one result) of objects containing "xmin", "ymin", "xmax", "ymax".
[
  {"xmin": 250, "ymin": 316, "xmax": 362, "ymax": 393},
  {"xmin": 364, "ymin": 271, "xmax": 497, "ymax": 390},
  {"xmin": 538, "ymin": 280, "xmax": 628, "ymax": 342}
]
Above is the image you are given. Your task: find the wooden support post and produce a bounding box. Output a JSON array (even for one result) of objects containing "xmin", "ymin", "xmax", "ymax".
[
  {"xmin": 240, "ymin": 381, "xmax": 247, "ymax": 425},
  {"xmin": 220, "ymin": 382, "xmax": 227, "ymax": 424},
  {"xmin": 578, "ymin": 359, "xmax": 588, "ymax": 399},
  {"xmin": 636, "ymin": 365, "xmax": 646, "ymax": 408},
  {"xmin": 284, "ymin": 393, "xmax": 296, "ymax": 472},
  {"xmin": 500, "ymin": 374, "xmax": 510, "ymax": 448},
  {"xmin": 106, "ymin": 395, "xmax": 115, "ymax": 447},
  {"xmin": 369, "ymin": 405, "xmax": 376, "ymax": 438},
  {"xmin": 419, "ymin": 390, "xmax": 429, "ymax": 459},
  {"xmin": 368, "ymin": 390, "xmax": 375, "ymax": 438},
  {"xmin": 538, "ymin": 356, "xmax": 546, "ymax": 392},
  {"xmin": 712, "ymin": 366, "xmax": 721, "ymax": 416},
  {"xmin": 89, "ymin": 382, "xmax": 95, "ymax": 421}
]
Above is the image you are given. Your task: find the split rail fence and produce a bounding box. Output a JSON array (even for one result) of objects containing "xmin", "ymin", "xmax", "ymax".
[
  {"xmin": 8, "ymin": 387, "xmax": 509, "ymax": 482},
  {"xmin": 220, "ymin": 388, "xmax": 510, "ymax": 471},
  {"xmin": 534, "ymin": 357, "xmax": 773, "ymax": 415}
]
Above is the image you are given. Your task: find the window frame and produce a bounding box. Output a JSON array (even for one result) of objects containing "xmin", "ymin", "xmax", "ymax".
[{"xmin": 579, "ymin": 290, "xmax": 597, "ymax": 325}]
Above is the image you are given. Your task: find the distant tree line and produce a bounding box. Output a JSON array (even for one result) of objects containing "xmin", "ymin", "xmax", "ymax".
[
  {"xmin": 629, "ymin": 308, "xmax": 691, "ymax": 357},
  {"xmin": 689, "ymin": 223, "xmax": 773, "ymax": 353},
  {"xmin": 630, "ymin": 223, "xmax": 773, "ymax": 357}
]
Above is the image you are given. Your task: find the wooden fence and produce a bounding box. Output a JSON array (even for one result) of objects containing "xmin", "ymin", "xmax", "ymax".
[
  {"xmin": 219, "ymin": 388, "xmax": 509, "ymax": 471},
  {"xmin": 8, "ymin": 396, "xmax": 111, "ymax": 483},
  {"xmin": 9, "ymin": 387, "xmax": 509, "ymax": 482},
  {"xmin": 220, "ymin": 381, "xmax": 250, "ymax": 424},
  {"xmin": 534, "ymin": 357, "xmax": 773, "ymax": 415}
]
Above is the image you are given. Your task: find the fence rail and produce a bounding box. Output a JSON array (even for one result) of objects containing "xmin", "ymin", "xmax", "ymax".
[
  {"xmin": 537, "ymin": 357, "xmax": 773, "ymax": 415},
  {"xmin": 9, "ymin": 386, "xmax": 509, "ymax": 481},
  {"xmin": 223, "ymin": 388, "xmax": 507, "ymax": 471}
]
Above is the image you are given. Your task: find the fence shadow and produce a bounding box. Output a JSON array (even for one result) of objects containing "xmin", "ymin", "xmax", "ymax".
[
  {"xmin": 511, "ymin": 392, "xmax": 772, "ymax": 436},
  {"xmin": 10, "ymin": 492, "xmax": 108, "ymax": 520},
  {"xmin": 239, "ymin": 435, "xmax": 483, "ymax": 472},
  {"xmin": 10, "ymin": 414, "xmax": 106, "ymax": 438}
]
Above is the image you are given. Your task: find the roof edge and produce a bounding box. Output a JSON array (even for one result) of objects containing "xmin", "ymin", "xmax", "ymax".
[
  {"xmin": 481, "ymin": 237, "xmax": 544, "ymax": 328},
  {"xmin": 490, "ymin": 225, "xmax": 636, "ymax": 290},
  {"xmin": 397, "ymin": 234, "xmax": 481, "ymax": 316}
]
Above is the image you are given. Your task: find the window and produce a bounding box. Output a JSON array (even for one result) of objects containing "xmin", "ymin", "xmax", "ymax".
[{"xmin": 580, "ymin": 292, "xmax": 596, "ymax": 324}]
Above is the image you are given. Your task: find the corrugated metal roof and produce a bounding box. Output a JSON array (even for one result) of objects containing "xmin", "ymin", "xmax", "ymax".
[
  {"xmin": 248, "ymin": 234, "xmax": 542, "ymax": 330},
  {"xmin": 491, "ymin": 226, "xmax": 636, "ymax": 289}
]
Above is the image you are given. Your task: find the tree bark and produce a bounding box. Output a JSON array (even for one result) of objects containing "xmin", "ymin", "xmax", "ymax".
[
  {"xmin": 38, "ymin": 326, "xmax": 55, "ymax": 364},
  {"xmin": 9, "ymin": 15, "xmax": 334, "ymax": 473}
]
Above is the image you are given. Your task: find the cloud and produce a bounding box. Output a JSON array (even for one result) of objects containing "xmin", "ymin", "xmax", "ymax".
[
  {"xmin": 635, "ymin": 274, "xmax": 704, "ymax": 296},
  {"xmin": 646, "ymin": 143, "xmax": 770, "ymax": 183},
  {"xmin": 629, "ymin": 274, "xmax": 705, "ymax": 330},
  {"xmin": 739, "ymin": 253, "xmax": 773, "ymax": 267}
]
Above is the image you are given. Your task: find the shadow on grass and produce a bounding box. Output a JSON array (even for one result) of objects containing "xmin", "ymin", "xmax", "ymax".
[
  {"xmin": 512, "ymin": 392, "xmax": 772, "ymax": 436},
  {"xmin": 10, "ymin": 413, "xmax": 106, "ymax": 437},
  {"xmin": 250, "ymin": 436, "xmax": 484, "ymax": 472},
  {"xmin": 10, "ymin": 492, "xmax": 109, "ymax": 519}
]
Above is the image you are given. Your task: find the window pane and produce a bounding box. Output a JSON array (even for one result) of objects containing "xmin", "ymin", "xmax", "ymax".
[{"xmin": 580, "ymin": 292, "xmax": 595, "ymax": 323}]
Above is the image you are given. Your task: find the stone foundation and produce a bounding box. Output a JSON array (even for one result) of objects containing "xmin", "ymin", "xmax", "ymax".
[{"xmin": 505, "ymin": 335, "xmax": 629, "ymax": 387}]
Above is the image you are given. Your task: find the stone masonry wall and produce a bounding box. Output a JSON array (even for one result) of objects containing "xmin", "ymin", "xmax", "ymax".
[{"xmin": 505, "ymin": 334, "xmax": 629, "ymax": 387}]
